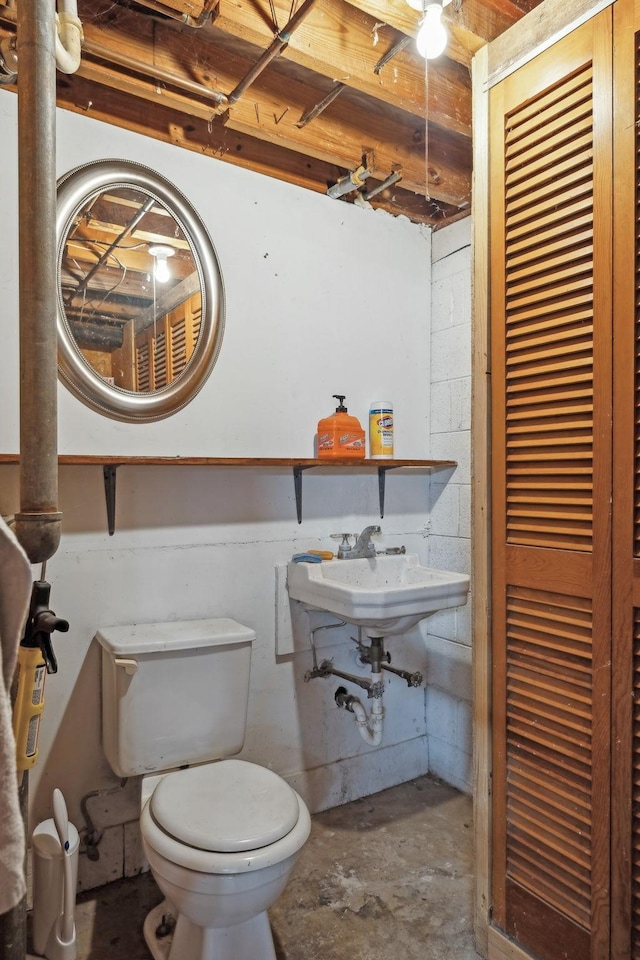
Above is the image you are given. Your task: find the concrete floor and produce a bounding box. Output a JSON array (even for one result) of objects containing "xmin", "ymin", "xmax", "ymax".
[{"xmin": 32, "ymin": 774, "xmax": 480, "ymax": 960}]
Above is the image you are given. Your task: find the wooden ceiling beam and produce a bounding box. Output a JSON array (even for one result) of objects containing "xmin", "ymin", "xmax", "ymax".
[
  {"xmin": 56, "ymin": 1, "xmax": 471, "ymax": 204},
  {"xmin": 0, "ymin": 0, "xmax": 540, "ymax": 226},
  {"xmin": 54, "ymin": 73, "xmax": 452, "ymax": 224},
  {"xmin": 78, "ymin": 0, "xmax": 471, "ymax": 137},
  {"xmin": 208, "ymin": 0, "xmax": 471, "ymax": 134},
  {"xmin": 226, "ymin": 91, "xmax": 470, "ymax": 203}
]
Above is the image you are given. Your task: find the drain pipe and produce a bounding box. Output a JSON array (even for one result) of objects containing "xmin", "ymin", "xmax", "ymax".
[
  {"xmin": 336, "ymin": 681, "xmax": 384, "ymax": 747},
  {"xmin": 54, "ymin": 0, "xmax": 83, "ymax": 75},
  {"xmin": 14, "ymin": 0, "xmax": 63, "ymax": 565},
  {"xmin": 0, "ymin": 5, "xmax": 65, "ymax": 959},
  {"xmin": 338, "ymin": 635, "xmax": 385, "ymax": 746}
]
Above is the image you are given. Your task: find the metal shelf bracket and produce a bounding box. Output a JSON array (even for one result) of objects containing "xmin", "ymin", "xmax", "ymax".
[
  {"xmin": 293, "ymin": 462, "xmax": 407, "ymax": 522},
  {"xmin": 103, "ymin": 464, "xmax": 118, "ymax": 536},
  {"xmin": 292, "ymin": 464, "xmax": 314, "ymax": 523},
  {"xmin": 377, "ymin": 465, "xmax": 403, "ymax": 518}
]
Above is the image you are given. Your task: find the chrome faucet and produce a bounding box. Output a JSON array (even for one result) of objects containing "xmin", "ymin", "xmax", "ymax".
[{"xmin": 337, "ymin": 525, "xmax": 381, "ymax": 560}]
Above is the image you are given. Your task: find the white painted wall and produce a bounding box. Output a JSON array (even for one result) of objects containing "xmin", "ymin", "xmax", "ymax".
[
  {"xmin": 426, "ymin": 219, "xmax": 473, "ymax": 792},
  {"xmin": 0, "ymin": 86, "xmax": 473, "ymax": 891},
  {"xmin": 0, "ymin": 88, "xmax": 432, "ymax": 459}
]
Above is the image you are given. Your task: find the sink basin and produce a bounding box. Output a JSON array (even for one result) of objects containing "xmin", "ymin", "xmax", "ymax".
[{"xmin": 286, "ymin": 553, "xmax": 470, "ymax": 636}]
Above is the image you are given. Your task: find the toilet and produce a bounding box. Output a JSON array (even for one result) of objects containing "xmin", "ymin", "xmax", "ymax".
[{"xmin": 96, "ymin": 618, "xmax": 311, "ymax": 960}]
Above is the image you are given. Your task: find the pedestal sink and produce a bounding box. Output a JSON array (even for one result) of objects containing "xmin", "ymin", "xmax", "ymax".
[{"xmin": 286, "ymin": 553, "xmax": 470, "ymax": 637}]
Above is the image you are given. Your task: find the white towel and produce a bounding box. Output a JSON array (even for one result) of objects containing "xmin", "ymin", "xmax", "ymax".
[{"xmin": 0, "ymin": 516, "xmax": 32, "ymax": 914}]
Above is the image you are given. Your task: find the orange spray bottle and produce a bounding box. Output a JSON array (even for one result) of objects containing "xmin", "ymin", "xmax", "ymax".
[{"xmin": 317, "ymin": 395, "xmax": 365, "ymax": 460}]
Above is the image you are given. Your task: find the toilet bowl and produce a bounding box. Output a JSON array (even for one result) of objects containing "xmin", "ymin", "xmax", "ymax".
[
  {"xmin": 139, "ymin": 760, "xmax": 311, "ymax": 960},
  {"xmin": 95, "ymin": 619, "xmax": 312, "ymax": 960}
]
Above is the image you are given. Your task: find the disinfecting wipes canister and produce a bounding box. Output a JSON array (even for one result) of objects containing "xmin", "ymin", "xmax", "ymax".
[{"xmin": 369, "ymin": 402, "xmax": 394, "ymax": 458}]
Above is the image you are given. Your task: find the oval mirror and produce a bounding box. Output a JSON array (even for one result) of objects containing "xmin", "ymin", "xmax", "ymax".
[{"xmin": 56, "ymin": 159, "xmax": 225, "ymax": 422}]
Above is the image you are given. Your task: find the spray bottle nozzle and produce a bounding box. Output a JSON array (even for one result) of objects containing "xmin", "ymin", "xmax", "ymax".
[
  {"xmin": 332, "ymin": 394, "xmax": 347, "ymax": 412},
  {"xmin": 22, "ymin": 581, "xmax": 69, "ymax": 674}
]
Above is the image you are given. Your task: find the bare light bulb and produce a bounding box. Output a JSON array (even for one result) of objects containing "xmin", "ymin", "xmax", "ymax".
[
  {"xmin": 406, "ymin": 0, "xmax": 451, "ymax": 9},
  {"xmin": 416, "ymin": 3, "xmax": 447, "ymax": 59},
  {"xmin": 148, "ymin": 244, "xmax": 175, "ymax": 284}
]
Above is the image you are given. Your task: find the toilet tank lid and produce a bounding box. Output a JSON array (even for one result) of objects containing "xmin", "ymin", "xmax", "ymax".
[{"xmin": 95, "ymin": 618, "xmax": 255, "ymax": 655}]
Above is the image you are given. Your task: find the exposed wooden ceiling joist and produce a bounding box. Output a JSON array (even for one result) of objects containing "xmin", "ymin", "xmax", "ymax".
[{"xmin": 0, "ymin": 0, "xmax": 544, "ymax": 224}]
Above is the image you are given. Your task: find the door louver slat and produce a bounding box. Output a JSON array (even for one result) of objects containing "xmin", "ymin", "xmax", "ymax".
[
  {"xmin": 503, "ymin": 65, "xmax": 593, "ymax": 551},
  {"xmin": 171, "ymin": 317, "xmax": 188, "ymax": 378},
  {"xmin": 505, "ymin": 586, "xmax": 593, "ymax": 930},
  {"xmin": 136, "ymin": 341, "xmax": 150, "ymax": 392},
  {"xmin": 153, "ymin": 331, "xmax": 167, "ymax": 389}
]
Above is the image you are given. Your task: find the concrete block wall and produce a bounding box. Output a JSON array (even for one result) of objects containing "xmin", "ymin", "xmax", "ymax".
[{"xmin": 425, "ymin": 218, "xmax": 472, "ymax": 793}]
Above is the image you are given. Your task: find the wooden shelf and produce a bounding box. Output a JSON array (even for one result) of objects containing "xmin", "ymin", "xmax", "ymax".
[
  {"xmin": 1, "ymin": 455, "xmax": 455, "ymax": 468},
  {"xmin": 0, "ymin": 455, "xmax": 457, "ymax": 531}
]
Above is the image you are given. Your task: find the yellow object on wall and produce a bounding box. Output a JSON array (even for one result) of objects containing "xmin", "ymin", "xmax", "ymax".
[{"xmin": 12, "ymin": 645, "xmax": 47, "ymax": 771}]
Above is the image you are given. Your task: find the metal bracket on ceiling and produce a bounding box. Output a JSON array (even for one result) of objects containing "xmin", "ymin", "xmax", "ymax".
[{"xmin": 362, "ymin": 167, "xmax": 403, "ymax": 201}]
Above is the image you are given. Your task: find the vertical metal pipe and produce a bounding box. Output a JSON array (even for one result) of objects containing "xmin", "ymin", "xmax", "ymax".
[
  {"xmin": 2, "ymin": 5, "xmax": 62, "ymax": 954},
  {"xmin": 14, "ymin": 0, "xmax": 62, "ymax": 565}
]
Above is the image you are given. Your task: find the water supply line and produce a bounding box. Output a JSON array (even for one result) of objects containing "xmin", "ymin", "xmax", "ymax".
[
  {"xmin": 327, "ymin": 164, "xmax": 371, "ymax": 199},
  {"xmin": 0, "ymin": 0, "xmax": 325, "ymax": 127},
  {"xmin": 80, "ymin": 779, "xmax": 128, "ymax": 860},
  {"xmin": 307, "ymin": 619, "xmax": 346, "ymax": 674},
  {"xmin": 226, "ymin": 0, "xmax": 318, "ymax": 104},
  {"xmin": 48, "ymin": 0, "xmax": 315, "ymax": 112}
]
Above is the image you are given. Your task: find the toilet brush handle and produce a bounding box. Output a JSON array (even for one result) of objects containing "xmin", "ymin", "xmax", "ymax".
[
  {"xmin": 52, "ymin": 789, "xmax": 69, "ymax": 852},
  {"xmin": 52, "ymin": 789, "xmax": 75, "ymax": 945}
]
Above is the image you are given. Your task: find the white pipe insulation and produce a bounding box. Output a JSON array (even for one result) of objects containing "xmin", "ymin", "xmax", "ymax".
[{"xmin": 55, "ymin": 0, "xmax": 83, "ymax": 75}]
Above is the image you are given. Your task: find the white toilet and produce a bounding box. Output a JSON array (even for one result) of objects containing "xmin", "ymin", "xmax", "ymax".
[{"xmin": 96, "ymin": 618, "xmax": 311, "ymax": 960}]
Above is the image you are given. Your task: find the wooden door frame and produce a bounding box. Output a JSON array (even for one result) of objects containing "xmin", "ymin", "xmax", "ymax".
[{"xmin": 471, "ymin": 0, "xmax": 616, "ymax": 956}]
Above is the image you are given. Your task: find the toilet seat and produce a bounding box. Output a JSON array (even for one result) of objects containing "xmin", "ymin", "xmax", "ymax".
[
  {"xmin": 140, "ymin": 761, "xmax": 311, "ymax": 876},
  {"xmin": 150, "ymin": 760, "xmax": 300, "ymax": 853}
]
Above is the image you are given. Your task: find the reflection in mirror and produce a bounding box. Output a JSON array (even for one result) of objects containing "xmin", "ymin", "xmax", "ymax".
[
  {"xmin": 61, "ymin": 186, "xmax": 202, "ymax": 393},
  {"xmin": 57, "ymin": 161, "xmax": 224, "ymax": 423}
]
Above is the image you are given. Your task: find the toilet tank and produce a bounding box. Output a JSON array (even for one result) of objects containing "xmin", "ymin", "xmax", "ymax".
[{"xmin": 96, "ymin": 618, "xmax": 255, "ymax": 778}]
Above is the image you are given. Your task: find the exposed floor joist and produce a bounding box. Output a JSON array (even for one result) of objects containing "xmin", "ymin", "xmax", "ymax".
[{"xmin": 0, "ymin": 0, "xmax": 544, "ymax": 223}]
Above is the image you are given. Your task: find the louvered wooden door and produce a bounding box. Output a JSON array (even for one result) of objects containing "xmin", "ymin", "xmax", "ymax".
[
  {"xmin": 612, "ymin": 1, "xmax": 640, "ymax": 956},
  {"xmin": 489, "ymin": 13, "xmax": 613, "ymax": 960},
  {"xmin": 134, "ymin": 291, "xmax": 201, "ymax": 390}
]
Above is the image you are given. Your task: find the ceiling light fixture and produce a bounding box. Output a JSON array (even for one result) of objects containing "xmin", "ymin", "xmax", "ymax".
[
  {"xmin": 415, "ymin": 2, "xmax": 447, "ymax": 59},
  {"xmin": 148, "ymin": 244, "xmax": 175, "ymax": 283},
  {"xmin": 406, "ymin": 0, "xmax": 452, "ymax": 10}
]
